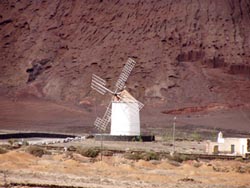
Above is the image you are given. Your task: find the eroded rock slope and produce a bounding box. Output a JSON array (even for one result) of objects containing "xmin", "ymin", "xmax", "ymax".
[{"xmin": 0, "ymin": 0, "xmax": 250, "ymax": 109}]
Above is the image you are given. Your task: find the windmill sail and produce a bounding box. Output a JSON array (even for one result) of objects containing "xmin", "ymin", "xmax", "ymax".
[
  {"xmin": 115, "ymin": 58, "xmax": 136, "ymax": 91},
  {"xmin": 91, "ymin": 74, "xmax": 115, "ymax": 95},
  {"xmin": 91, "ymin": 74, "xmax": 107, "ymax": 95},
  {"xmin": 94, "ymin": 102, "xmax": 112, "ymax": 131}
]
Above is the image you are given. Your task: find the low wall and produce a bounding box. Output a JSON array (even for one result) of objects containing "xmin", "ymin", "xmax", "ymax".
[
  {"xmin": 0, "ymin": 132, "xmax": 76, "ymax": 140},
  {"xmin": 95, "ymin": 134, "xmax": 155, "ymax": 142}
]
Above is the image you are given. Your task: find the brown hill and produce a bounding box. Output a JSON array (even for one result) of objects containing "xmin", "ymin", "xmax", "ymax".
[{"xmin": 0, "ymin": 0, "xmax": 250, "ymax": 133}]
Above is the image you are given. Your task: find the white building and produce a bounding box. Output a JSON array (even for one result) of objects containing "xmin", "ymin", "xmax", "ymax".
[
  {"xmin": 111, "ymin": 90, "xmax": 140, "ymax": 136},
  {"xmin": 207, "ymin": 132, "xmax": 250, "ymax": 157}
]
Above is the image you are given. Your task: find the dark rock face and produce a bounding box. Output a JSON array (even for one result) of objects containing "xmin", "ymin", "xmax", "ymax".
[
  {"xmin": 229, "ymin": 64, "xmax": 250, "ymax": 76},
  {"xmin": 26, "ymin": 59, "xmax": 51, "ymax": 83},
  {"xmin": 0, "ymin": 0, "xmax": 250, "ymax": 107}
]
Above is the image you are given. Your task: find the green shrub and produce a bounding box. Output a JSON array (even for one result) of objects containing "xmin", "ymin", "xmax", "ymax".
[
  {"xmin": 235, "ymin": 165, "xmax": 250, "ymax": 174},
  {"xmin": 131, "ymin": 136, "xmax": 143, "ymax": 142},
  {"xmin": 190, "ymin": 132, "xmax": 202, "ymax": 141},
  {"xmin": 235, "ymin": 157, "xmax": 244, "ymax": 162},
  {"xmin": 162, "ymin": 132, "xmax": 172, "ymax": 141},
  {"xmin": 179, "ymin": 177, "xmax": 195, "ymax": 182},
  {"xmin": 22, "ymin": 140, "xmax": 29, "ymax": 146},
  {"xmin": 212, "ymin": 165, "xmax": 229, "ymax": 172},
  {"xmin": 68, "ymin": 145, "xmax": 76, "ymax": 151},
  {"xmin": 193, "ymin": 162, "xmax": 202, "ymax": 168},
  {"xmin": 141, "ymin": 151, "xmax": 160, "ymax": 161},
  {"xmin": 8, "ymin": 139, "xmax": 18, "ymax": 146},
  {"xmin": 76, "ymin": 147, "xmax": 100, "ymax": 158},
  {"xmin": 124, "ymin": 152, "xmax": 142, "ymax": 161},
  {"xmin": 168, "ymin": 153, "xmax": 197, "ymax": 163},
  {"xmin": 167, "ymin": 160, "xmax": 181, "ymax": 167},
  {"xmin": 124, "ymin": 151, "xmax": 160, "ymax": 161},
  {"xmin": 26, "ymin": 146, "xmax": 50, "ymax": 157},
  {"xmin": 102, "ymin": 150, "xmax": 113, "ymax": 156}
]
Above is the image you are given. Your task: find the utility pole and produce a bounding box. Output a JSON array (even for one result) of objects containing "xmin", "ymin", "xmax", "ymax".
[
  {"xmin": 101, "ymin": 131, "xmax": 103, "ymax": 161},
  {"xmin": 94, "ymin": 97, "xmax": 103, "ymax": 161},
  {"xmin": 173, "ymin": 116, "xmax": 176, "ymax": 154}
]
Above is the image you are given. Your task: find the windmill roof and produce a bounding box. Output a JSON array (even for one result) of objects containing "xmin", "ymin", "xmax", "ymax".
[{"xmin": 112, "ymin": 90, "xmax": 137, "ymax": 103}]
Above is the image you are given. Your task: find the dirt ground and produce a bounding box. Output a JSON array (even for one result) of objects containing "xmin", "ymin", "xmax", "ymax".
[
  {"xmin": 0, "ymin": 140, "xmax": 250, "ymax": 188},
  {"xmin": 1, "ymin": 96, "xmax": 250, "ymax": 137}
]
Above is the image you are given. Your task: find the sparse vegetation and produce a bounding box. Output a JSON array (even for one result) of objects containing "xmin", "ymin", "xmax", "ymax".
[
  {"xmin": 124, "ymin": 151, "xmax": 201, "ymax": 162},
  {"xmin": 26, "ymin": 146, "xmax": 51, "ymax": 157},
  {"xmin": 76, "ymin": 147, "xmax": 100, "ymax": 158},
  {"xmin": 1, "ymin": 136, "xmax": 250, "ymax": 187}
]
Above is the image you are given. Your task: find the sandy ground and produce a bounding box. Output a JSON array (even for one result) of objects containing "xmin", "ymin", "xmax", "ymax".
[{"xmin": 0, "ymin": 140, "xmax": 250, "ymax": 188}]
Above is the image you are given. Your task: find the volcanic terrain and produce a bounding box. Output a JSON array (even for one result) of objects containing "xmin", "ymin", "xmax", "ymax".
[{"xmin": 0, "ymin": 0, "xmax": 250, "ymax": 134}]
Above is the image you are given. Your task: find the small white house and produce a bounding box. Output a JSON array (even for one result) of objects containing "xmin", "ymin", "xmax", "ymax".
[{"xmin": 207, "ymin": 132, "xmax": 250, "ymax": 157}]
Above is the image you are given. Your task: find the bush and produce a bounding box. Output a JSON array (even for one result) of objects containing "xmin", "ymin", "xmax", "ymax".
[
  {"xmin": 235, "ymin": 157, "xmax": 244, "ymax": 162},
  {"xmin": 190, "ymin": 132, "xmax": 202, "ymax": 141},
  {"xmin": 68, "ymin": 145, "xmax": 76, "ymax": 151},
  {"xmin": 179, "ymin": 177, "xmax": 195, "ymax": 182},
  {"xmin": 22, "ymin": 140, "xmax": 29, "ymax": 146},
  {"xmin": 76, "ymin": 147, "xmax": 100, "ymax": 158},
  {"xmin": 26, "ymin": 146, "xmax": 50, "ymax": 157},
  {"xmin": 168, "ymin": 153, "xmax": 197, "ymax": 163},
  {"xmin": 235, "ymin": 165, "xmax": 250, "ymax": 174},
  {"xmin": 124, "ymin": 151, "xmax": 160, "ymax": 161},
  {"xmin": 124, "ymin": 152, "xmax": 143, "ymax": 161},
  {"xmin": 0, "ymin": 147, "xmax": 7, "ymax": 154},
  {"xmin": 193, "ymin": 162, "xmax": 202, "ymax": 168},
  {"xmin": 141, "ymin": 151, "xmax": 160, "ymax": 161},
  {"xmin": 212, "ymin": 165, "xmax": 230, "ymax": 172},
  {"xmin": 8, "ymin": 139, "xmax": 18, "ymax": 146},
  {"xmin": 102, "ymin": 150, "xmax": 113, "ymax": 156},
  {"xmin": 168, "ymin": 160, "xmax": 181, "ymax": 167},
  {"xmin": 131, "ymin": 136, "xmax": 143, "ymax": 142},
  {"xmin": 162, "ymin": 132, "xmax": 172, "ymax": 141}
]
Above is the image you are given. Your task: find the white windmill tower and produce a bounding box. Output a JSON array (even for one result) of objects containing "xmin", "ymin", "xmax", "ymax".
[{"xmin": 91, "ymin": 58, "xmax": 144, "ymax": 136}]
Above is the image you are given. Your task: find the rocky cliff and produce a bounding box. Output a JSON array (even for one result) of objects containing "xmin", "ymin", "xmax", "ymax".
[{"xmin": 0, "ymin": 0, "xmax": 250, "ymax": 110}]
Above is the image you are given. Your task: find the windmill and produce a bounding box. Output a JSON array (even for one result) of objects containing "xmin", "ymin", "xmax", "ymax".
[{"xmin": 91, "ymin": 58, "xmax": 144, "ymax": 136}]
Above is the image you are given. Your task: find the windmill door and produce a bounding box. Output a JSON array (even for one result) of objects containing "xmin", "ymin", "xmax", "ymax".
[{"xmin": 231, "ymin": 144, "xmax": 235, "ymax": 154}]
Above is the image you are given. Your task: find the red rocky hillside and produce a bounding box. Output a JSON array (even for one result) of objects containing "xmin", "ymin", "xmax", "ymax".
[{"xmin": 0, "ymin": 0, "xmax": 250, "ymax": 133}]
